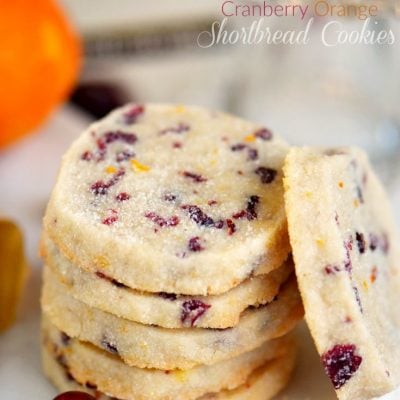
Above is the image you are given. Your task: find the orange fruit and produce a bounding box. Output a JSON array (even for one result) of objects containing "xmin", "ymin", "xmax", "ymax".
[{"xmin": 0, "ymin": 0, "xmax": 81, "ymax": 148}]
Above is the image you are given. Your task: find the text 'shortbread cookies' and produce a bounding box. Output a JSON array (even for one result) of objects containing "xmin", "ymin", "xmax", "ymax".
[
  {"xmin": 42, "ymin": 268, "xmax": 303, "ymax": 370},
  {"xmin": 42, "ymin": 343, "xmax": 296, "ymax": 400},
  {"xmin": 43, "ymin": 103, "xmax": 290, "ymax": 295},
  {"xmin": 41, "ymin": 235, "xmax": 292, "ymax": 329},
  {"xmin": 283, "ymin": 147, "xmax": 400, "ymax": 400},
  {"xmin": 42, "ymin": 317, "xmax": 295, "ymax": 400}
]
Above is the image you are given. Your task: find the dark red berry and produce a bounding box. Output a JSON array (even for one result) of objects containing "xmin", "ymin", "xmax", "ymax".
[
  {"xmin": 181, "ymin": 300, "xmax": 211, "ymax": 327},
  {"xmin": 164, "ymin": 193, "xmax": 177, "ymax": 202},
  {"xmin": 160, "ymin": 123, "xmax": 190, "ymax": 135},
  {"xmin": 182, "ymin": 171, "xmax": 207, "ymax": 183},
  {"xmin": 53, "ymin": 392, "xmax": 96, "ymax": 400},
  {"xmin": 208, "ymin": 200, "xmax": 218, "ymax": 206},
  {"xmin": 116, "ymin": 149, "xmax": 134, "ymax": 162},
  {"xmin": 116, "ymin": 192, "xmax": 130, "ymax": 202},
  {"xmin": 247, "ymin": 148, "xmax": 258, "ymax": 161},
  {"xmin": 181, "ymin": 205, "xmax": 215, "ymax": 227},
  {"xmin": 123, "ymin": 104, "xmax": 144, "ymax": 124},
  {"xmin": 145, "ymin": 212, "xmax": 180, "ymax": 228},
  {"xmin": 353, "ymin": 286, "xmax": 363, "ymax": 313},
  {"xmin": 173, "ymin": 141, "xmax": 182, "ymax": 148},
  {"xmin": 322, "ymin": 344, "xmax": 362, "ymax": 389},
  {"xmin": 355, "ymin": 232, "xmax": 365, "ymax": 254},
  {"xmin": 90, "ymin": 180, "xmax": 109, "ymax": 195},
  {"xmin": 254, "ymin": 167, "xmax": 277, "ymax": 184},
  {"xmin": 231, "ymin": 143, "xmax": 247, "ymax": 151},
  {"xmin": 343, "ymin": 237, "xmax": 353, "ymax": 273},
  {"xmin": 103, "ymin": 131, "xmax": 137, "ymax": 145},
  {"xmin": 81, "ymin": 151, "xmax": 93, "ymax": 161},
  {"xmin": 232, "ymin": 210, "xmax": 247, "ymax": 220},
  {"xmin": 324, "ymin": 265, "xmax": 341, "ymax": 275},
  {"xmin": 102, "ymin": 209, "xmax": 118, "ymax": 225},
  {"xmin": 246, "ymin": 195, "xmax": 260, "ymax": 220},
  {"xmin": 226, "ymin": 219, "xmax": 236, "ymax": 235},
  {"xmin": 188, "ymin": 236, "xmax": 205, "ymax": 252},
  {"xmin": 254, "ymin": 128, "xmax": 273, "ymax": 140}
]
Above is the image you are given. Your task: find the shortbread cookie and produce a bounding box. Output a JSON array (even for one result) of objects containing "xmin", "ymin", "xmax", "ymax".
[
  {"xmin": 283, "ymin": 147, "xmax": 400, "ymax": 400},
  {"xmin": 43, "ymin": 345, "xmax": 295, "ymax": 400},
  {"xmin": 42, "ymin": 236, "xmax": 292, "ymax": 329},
  {"xmin": 42, "ymin": 343, "xmax": 295, "ymax": 400},
  {"xmin": 42, "ymin": 269, "xmax": 302, "ymax": 370},
  {"xmin": 43, "ymin": 103, "xmax": 290, "ymax": 295},
  {"xmin": 42, "ymin": 317, "xmax": 295, "ymax": 400}
]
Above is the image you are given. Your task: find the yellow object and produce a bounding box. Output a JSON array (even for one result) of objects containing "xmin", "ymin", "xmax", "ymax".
[
  {"xmin": 105, "ymin": 165, "xmax": 117, "ymax": 174},
  {"xmin": 131, "ymin": 159, "xmax": 151, "ymax": 172},
  {"xmin": 244, "ymin": 134, "xmax": 256, "ymax": 143},
  {"xmin": 0, "ymin": 219, "xmax": 28, "ymax": 332}
]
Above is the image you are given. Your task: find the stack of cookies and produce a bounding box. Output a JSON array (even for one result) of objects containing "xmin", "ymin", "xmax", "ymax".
[{"xmin": 40, "ymin": 104, "xmax": 304, "ymax": 400}]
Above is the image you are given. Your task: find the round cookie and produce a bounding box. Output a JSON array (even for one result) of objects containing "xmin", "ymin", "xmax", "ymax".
[
  {"xmin": 42, "ymin": 343, "xmax": 296, "ymax": 400},
  {"xmin": 283, "ymin": 147, "xmax": 400, "ymax": 400},
  {"xmin": 42, "ymin": 268, "xmax": 302, "ymax": 370},
  {"xmin": 43, "ymin": 103, "xmax": 290, "ymax": 295},
  {"xmin": 42, "ymin": 317, "xmax": 295, "ymax": 400},
  {"xmin": 41, "ymin": 235, "xmax": 293, "ymax": 329}
]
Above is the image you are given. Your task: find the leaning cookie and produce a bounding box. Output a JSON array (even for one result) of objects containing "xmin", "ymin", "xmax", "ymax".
[
  {"xmin": 42, "ymin": 343, "xmax": 295, "ymax": 400},
  {"xmin": 42, "ymin": 317, "xmax": 295, "ymax": 400},
  {"xmin": 41, "ymin": 235, "xmax": 292, "ymax": 329},
  {"xmin": 42, "ymin": 268, "xmax": 303, "ymax": 370},
  {"xmin": 284, "ymin": 147, "xmax": 400, "ymax": 400},
  {"xmin": 43, "ymin": 103, "xmax": 290, "ymax": 296}
]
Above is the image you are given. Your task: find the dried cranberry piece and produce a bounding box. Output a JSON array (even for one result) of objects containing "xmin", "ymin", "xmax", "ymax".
[
  {"xmin": 254, "ymin": 128, "xmax": 273, "ymax": 140},
  {"xmin": 145, "ymin": 212, "xmax": 180, "ymax": 227},
  {"xmin": 188, "ymin": 236, "xmax": 205, "ymax": 252},
  {"xmin": 91, "ymin": 180, "xmax": 109, "ymax": 195},
  {"xmin": 164, "ymin": 193, "xmax": 178, "ymax": 202},
  {"xmin": 208, "ymin": 200, "xmax": 218, "ymax": 206},
  {"xmin": 343, "ymin": 237, "xmax": 353, "ymax": 273},
  {"xmin": 226, "ymin": 219, "xmax": 236, "ymax": 235},
  {"xmin": 353, "ymin": 286, "xmax": 363, "ymax": 313},
  {"xmin": 324, "ymin": 265, "xmax": 341, "ymax": 275},
  {"xmin": 116, "ymin": 149, "xmax": 135, "ymax": 162},
  {"xmin": 53, "ymin": 392, "xmax": 96, "ymax": 400},
  {"xmin": 322, "ymin": 344, "xmax": 362, "ymax": 389},
  {"xmin": 181, "ymin": 300, "xmax": 211, "ymax": 327},
  {"xmin": 103, "ymin": 131, "xmax": 137, "ymax": 145},
  {"xmin": 355, "ymin": 232, "xmax": 365, "ymax": 254},
  {"xmin": 254, "ymin": 167, "xmax": 277, "ymax": 184},
  {"xmin": 123, "ymin": 104, "xmax": 144, "ymax": 124},
  {"xmin": 90, "ymin": 168, "xmax": 126, "ymax": 196},
  {"xmin": 101, "ymin": 337, "xmax": 118, "ymax": 354},
  {"xmin": 81, "ymin": 151, "xmax": 93, "ymax": 161},
  {"xmin": 102, "ymin": 209, "xmax": 118, "ymax": 225},
  {"xmin": 173, "ymin": 142, "xmax": 182, "ymax": 148},
  {"xmin": 160, "ymin": 123, "xmax": 190, "ymax": 135},
  {"xmin": 247, "ymin": 148, "xmax": 258, "ymax": 161},
  {"xmin": 232, "ymin": 195, "xmax": 260, "ymax": 221},
  {"xmin": 116, "ymin": 192, "xmax": 130, "ymax": 202},
  {"xmin": 246, "ymin": 195, "xmax": 260, "ymax": 220},
  {"xmin": 182, "ymin": 171, "xmax": 207, "ymax": 183},
  {"xmin": 231, "ymin": 143, "xmax": 247, "ymax": 151},
  {"xmin": 159, "ymin": 292, "xmax": 178, "ymax": 301},
  {"xmin": 181, "ymin": 205, "xmax": 215, "ymax": 227}
]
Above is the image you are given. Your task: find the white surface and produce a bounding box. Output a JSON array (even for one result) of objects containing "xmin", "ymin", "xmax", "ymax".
[{"xmin": 0, "ymin": 107, "xmax": 399, "ymax": 399}]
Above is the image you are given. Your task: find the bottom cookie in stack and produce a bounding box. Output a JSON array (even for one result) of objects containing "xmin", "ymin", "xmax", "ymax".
[{"xmin": 42, "ymin": 317, "xmax": 297, "ymax": 400}]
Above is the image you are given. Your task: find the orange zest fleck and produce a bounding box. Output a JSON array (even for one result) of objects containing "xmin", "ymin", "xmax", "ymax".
[
  {"xmin": 370, "ymin": 266, "xmax": 378, "ymax": 283},
  {"xmin": 338, "ymin": 181, "xmax": 344, "ymax": 188},
  {"xmin": 131, "ymin": 159, "xmax": 151, "ymax": 172},
  {"xmin": 244, "ymin": 134, "xmax": 255, "ymax": 143},
  {"xmin": 105, "ymin": 166, "xmax": 117, "ymax": 174}
]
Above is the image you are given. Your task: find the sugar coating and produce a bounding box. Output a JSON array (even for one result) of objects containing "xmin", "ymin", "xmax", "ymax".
[
  {"xmin": 41, "ymin": 236, "xmax": 292, "ymax": 329},
  {"xmin": 284, "ymin": 147, "xmax": 400, "ymax": 400},
  {"xmin": 43, "ymin": 104, "xmax": 290, "ymax": 295},
  {"xmin": 42, "ymin": 317, "xmax": 295, "ymax": 400},
  {"xmin": 42, "ymin": 269, "xmax": 302, "ymax": 370},
  {"xmin": 42, "ymin": 341, "xmax": 295, "ymax": 400}
]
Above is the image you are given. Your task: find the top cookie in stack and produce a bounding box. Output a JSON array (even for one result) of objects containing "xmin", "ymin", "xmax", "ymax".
[
  {"xmin": 43, "ymin": 103, "xmax": 290, "ymax": 296},
  {"xmin": 40, "ymin": 104, "xmax": 303, "ymax": 400}
]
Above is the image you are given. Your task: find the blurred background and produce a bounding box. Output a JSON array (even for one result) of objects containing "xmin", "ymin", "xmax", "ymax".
[{"xmin": 0, "ymin": 1, "xmax": 399, "ymax": 399}]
